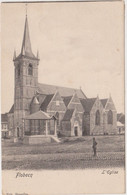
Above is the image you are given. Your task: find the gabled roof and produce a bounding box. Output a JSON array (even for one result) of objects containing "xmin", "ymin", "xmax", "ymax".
[
  {"xmin": 25, "ymin": 110, "xmax": 52, "ymax": 120},
  {"xmin": 117, "ymin": 113, "xmax": 125, "ymax": 124},
  {"xmin": 62, "ymin": 96, "xmax": 72, "ymax": 107},
  {"xmin": 40, "ymin": 94, "xmax": 54, "ymax": 111},
  {"xmin": 36, "ymin": 94, "xmax": 47, "ymax": 105},
  {"xmin": 1, "ymin": 113, "xmax": 8, "ymax": 123},
  {"xmin": 80, "ymin": 98, "xmax": 96, "ymax": 113},
  {"xmin": 9, "ymin": 104, "xmax": 14, "ymax": 113},
  {"xmin": 100, "ymin": 99, "xmax": 108, "ymax": 107},
  {"xmin": 38, "ymin": 83, "xmax": 86, "ymax": 99},
  {"xmin": 62, "ymin": 109, "xmax": 75, "ymax": 121}
]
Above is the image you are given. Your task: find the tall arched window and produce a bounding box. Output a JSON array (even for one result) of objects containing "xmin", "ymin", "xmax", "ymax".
[
  {"xmin": 95, "ymin": 110, "xmax": 100, "ymax": 125},
  {"xmin": 28, "ymin": 63, "xmax": 33, "ymax": 75},
  {"xmin": 55, "ymin": 112, "xmax": 59, "ymax": 126},
  {"xmin": 17, "ymin": 64, "xmax": 20, "ymax": 77},
  {"xmin": 107, "ymin": 110, "xmax": 113, "ymax": 124}
]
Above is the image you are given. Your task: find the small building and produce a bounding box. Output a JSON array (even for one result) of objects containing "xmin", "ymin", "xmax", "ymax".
[
  {"xmin": 1, "ymin": 113, "xmax": 9, "ymax": 138},
  {"xmin": 117, "ymin": 121, "xmax": 124, "ymax": 134},
  {"xmin": 117, "ymin": 113, "xmax": 125, "ymax": 134}
]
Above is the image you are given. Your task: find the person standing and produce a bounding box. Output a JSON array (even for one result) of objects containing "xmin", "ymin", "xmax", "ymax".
[{"xmin": 92, "ymin": 137, "xmax": 97, "ymax": 156}]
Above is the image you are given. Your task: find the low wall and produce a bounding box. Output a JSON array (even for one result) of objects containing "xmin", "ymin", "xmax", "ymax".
[{"xmin": 23, "ymin": 135, "xmax": 52, "ymax": 145}]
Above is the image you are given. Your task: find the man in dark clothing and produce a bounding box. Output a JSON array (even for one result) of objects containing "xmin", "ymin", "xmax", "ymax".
[{"xmin": 92, "ymin": 137, "xmax": 97, "ymax": 156}]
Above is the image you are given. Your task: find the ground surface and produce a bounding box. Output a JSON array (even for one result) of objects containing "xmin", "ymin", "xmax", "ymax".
[{"xmin": 2, "ymin": 135, "xmax": 125, "ymax": 170}]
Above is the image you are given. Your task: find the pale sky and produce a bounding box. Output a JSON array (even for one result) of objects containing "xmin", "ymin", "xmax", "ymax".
[{"xmin": 1, "ymin": 1, "xmax": 124, "ymax": 113}]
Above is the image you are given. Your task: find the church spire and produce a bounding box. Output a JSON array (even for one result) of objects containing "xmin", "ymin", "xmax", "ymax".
[
  {"xmin": 13, "ymin": 49, "xmax": 16, "ymax": 61},
  {"xmin": 21, "ymin": 15, "xmax": 35, "ymax": 58},
  {"xmin": 14, "ymin": 6, "xmax": 39, "ymax": 61}
]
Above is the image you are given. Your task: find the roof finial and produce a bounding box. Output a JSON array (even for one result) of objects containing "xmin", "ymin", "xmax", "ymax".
[{"xmin": 25, "ymin": 3, "xmax": 27, "ymax": 17}]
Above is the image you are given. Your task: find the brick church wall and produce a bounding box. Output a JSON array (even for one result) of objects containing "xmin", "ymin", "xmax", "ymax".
[
  {"xmin": 83, "ymin": 113, "xmax": 90, "ymax": 135},
  {"xmin": 103, "ymin": 110, "xmax": 117, "ymax": 134},
  {"xmin": 47, "ymin": 91, "xmax": 66, "ymax": 132},
  {"xmin": 90, "ymin": 98, "xmax": 104, "ymax": 135},
  {"xmin": 61, "ymin": 121, "xmax": 71, "ymax": 136},
  {"xmin": 103, "ymin": 97, "xmax": 117, "ymax": 134}
]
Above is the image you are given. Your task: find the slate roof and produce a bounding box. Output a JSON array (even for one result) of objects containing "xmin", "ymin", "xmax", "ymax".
[
  {"xmin": 25, "ymin": 110, "xmax": 52, "ymax": 120},
  {"xmin": 117, "ymin": 113, "xmax": 125, "ymax": 124},
  {"xmin": 38, "ymin": 83, "xmax": 86, "ymax": 99},
  {"xmin": 100, "ymin": 99, "xmax": 108, "ymax": 107},
  {"xmin": 40, "ymin": 94, "xmax": 54, "ymax": 111},
  {"xmin": 62, "ymin": 96, "xmax": 72, "ymax": 107},
  {"xmin": 80, "ymin": 98, "xmax": 96, "ymax": 113},
  {"xmin": 9, "ymin": 104, "xmax": 14, "ymax": 113},
  {"xmin": 62, "ymin": 109, "xmax": 75, "ymax": 121},
  {"xmin": 1, "ymin": 113, "xmax": 8, "ymax": 123}
]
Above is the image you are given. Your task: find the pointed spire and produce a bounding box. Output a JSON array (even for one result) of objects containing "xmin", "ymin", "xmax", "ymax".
[
  {"xmin": 25, "ymin": 3, "xmax": 27, "ymax": 17},
  {"xmin": 21, "ymin": 15, "xmax": 35, "ymax": 58},
  {"xmin": 33, "ymin": 96, "xmax": 39, "ymax": 104},
  {"xmin": 14, "ymin": 5, "xmax": 39, "ymax": 61},
  {"xmin": 13, "ymin": 49, "xmax": 16, "ymax": 61}
]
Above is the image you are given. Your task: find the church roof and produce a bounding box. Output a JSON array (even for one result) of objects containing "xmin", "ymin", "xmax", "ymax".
[
  {"xmin": 62, "ymin": 109, "xmax": 75, "ymax": 121},
  {"xmin": 14, "ymin": 16, "xmax": 38, "ymax": 61},
  {"xmin": 9, "ymin": 104, "xmax": 14, "ymax": 113},
  {"xmin": 100, "ymin": 99, "xmax": 108, "ymax": 107},
  {"xmin": 80, "ymin": 98, "xmax": 96, "ymax": 113},
  {"xmin": 62, "ymin": 96, "xmax": 72, "ymax": 107},
  {"xmin": 40, "ymin": 94, "xmax": 54, "ymax": 111},
  {"xmin": 25, "ymin": 110, "xmax": 52, "ymax": 120},
  {"xmin": 38, "ymin": 83, "xmax": 86, "ymax": 99}
]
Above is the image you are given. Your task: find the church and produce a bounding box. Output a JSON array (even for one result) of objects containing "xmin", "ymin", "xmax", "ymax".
[{"xmin": 7, "ymin": 15, "xmax": 117, "ymax": 143}]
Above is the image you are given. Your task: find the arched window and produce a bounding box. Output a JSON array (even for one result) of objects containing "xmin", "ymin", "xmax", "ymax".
[
  {"xmin": 107, "ymin": 110, "xmax": 113, "ymax": 124},
  {"xmin": 17, "ymin": 64, "xmax": 20, "ymax": 77},
  {"xmin": 95, "ymin": 110, "xmax": 100, "ymax": 125},
  {"xmin": 17, "ymin": 127, "xmax": 19, "ymax": 137},
  {"xmin": 55, "ymin": 112, "xmax": 59, "ymax": 126},
  {"xmin": 28, "ymin": 63, "xmax": 33, "ymax": 75}
]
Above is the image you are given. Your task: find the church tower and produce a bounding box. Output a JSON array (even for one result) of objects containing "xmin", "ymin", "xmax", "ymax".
[{"xmin": 13, "ymin": 15, "xmax": 39, "ymax": 137}]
